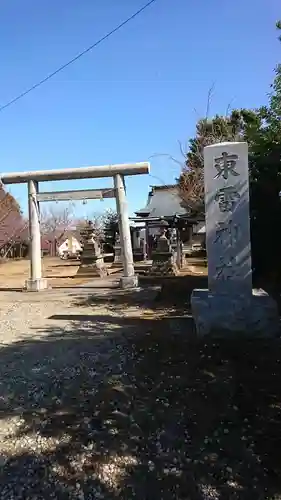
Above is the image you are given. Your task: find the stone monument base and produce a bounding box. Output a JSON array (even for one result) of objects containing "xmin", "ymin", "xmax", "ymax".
[
  {"xmin": 148, "ymin": 261, "xmax": 179, "ymax": 277},
  {"xmin": 24, "ymin": 278, "xmax": 49, "ymax": 292},
  {"xmin": 133, "ymin": 250, "xmax": 144, "ymax": 262},
  {"xmin": 77, "ymin": 257, "xmax": 108, "ymax": 278},
  {"xmin": 119, "ymin": 275, "xmax": 139, "ymax": 289},
  {"xmin": 148, "ymin": 251, "xmax": 179, "ymax": 277},
  {"xmin": 191, "ymin": 288, "xmax": 280, "ymax": 338}
]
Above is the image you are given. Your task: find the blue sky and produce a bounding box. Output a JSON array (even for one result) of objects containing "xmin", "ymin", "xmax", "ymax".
[{"xmin": 0, "ymin": 0, "xmax": 280, "ymax": 218}]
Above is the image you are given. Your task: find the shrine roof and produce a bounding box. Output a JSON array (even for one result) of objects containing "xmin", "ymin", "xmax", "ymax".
[{"xmin": 135, "ymin": 185, "xmax": 189, "ymax": 219}]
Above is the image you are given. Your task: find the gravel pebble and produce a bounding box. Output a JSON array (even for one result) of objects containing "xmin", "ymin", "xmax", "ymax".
[{"xmin": 0, "ymin": 288, "xmax": 136, "ymax": 498}]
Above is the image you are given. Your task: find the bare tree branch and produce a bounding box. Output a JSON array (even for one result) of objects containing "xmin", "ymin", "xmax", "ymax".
[
  {"xmin": 205, "ymin": 82, "xmax": 215, "ymax": 122},
  {"xmin": 148, "ymin": 153, "xmax": 183, "ymax": 169},
  {"xmin": 225, "ymin": 98, "xmax": 235, "ymax": 117},
  {"xmin": 178, "ymin": 140, "xmax": 187, "ymax": 161},
  {"xmin": 0, "ymin": 186, "xmax": 25, "ymax": 250},
  {"xmin": 40, "ymin": 203, "xmax": 75, "ymax": 242}
]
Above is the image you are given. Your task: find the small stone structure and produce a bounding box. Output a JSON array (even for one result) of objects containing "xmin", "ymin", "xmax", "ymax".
[
  {"xmin": 133, "ymin": 248, "xmax": 144, "ymax": 262},
  {"xmin": 132, "ymin": 229, "xmax": 144, "ymax": 262},
  {"xmin": 112, "ymin": 233, "xmax": 122, "ymax": 268},
  {"xmin": 191, "ymin": 141, "xmax": 279, "ymax": 337},
  {"xmin": 77, "ymin": 221, "xmax": 108, "ymax": 278},
  {"xmin": 181, "ymin": 243, "xmax": 190, "ymax": 267},
  {"xmin": 148, "ymin": 223, "xmax": 179, "ymax": 276}
]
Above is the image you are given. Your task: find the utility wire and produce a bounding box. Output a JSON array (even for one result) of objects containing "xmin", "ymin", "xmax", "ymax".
[{"xmin": 0, "ymin": 0, "xmax": 158, "ymax": 113}]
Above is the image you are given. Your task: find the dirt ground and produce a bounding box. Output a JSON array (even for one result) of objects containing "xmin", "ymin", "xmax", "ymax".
[
  {"xmin": 0, "ymin": 256, "xmax": 208, "ymax": 290},
  {"xmin": 0, "ymin": 257, "xmax": 105, "ymax": 288}
]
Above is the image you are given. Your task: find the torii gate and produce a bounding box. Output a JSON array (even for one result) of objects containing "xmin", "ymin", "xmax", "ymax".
[{"xmin": 1, "ymin": 162, "xmax": 149, "ymax": 291}]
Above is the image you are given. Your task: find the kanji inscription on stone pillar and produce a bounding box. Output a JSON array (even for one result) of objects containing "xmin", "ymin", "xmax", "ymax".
[{"xmin": 204, "ymin": 142, "xmax": 252, "ymax": 296}]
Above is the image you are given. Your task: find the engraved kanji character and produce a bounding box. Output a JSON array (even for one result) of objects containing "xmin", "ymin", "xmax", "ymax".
[
  {"xmin": 214, "ymin": 151, "xmax": 239, "ymax": 180},
  {"xmin": 215, "ymin": 255, "xmax": 236, "ymax": 280},
  {"xmin": 214, "ymin": 220, "xmax": 240, "ymax": 245},
  {"xmin": 215, "ymin": 186, "xmax": 240, "ymax": 212}
]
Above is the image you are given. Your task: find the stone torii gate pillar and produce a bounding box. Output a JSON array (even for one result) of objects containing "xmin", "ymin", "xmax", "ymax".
[
  {"xmin": 114, "ymin": 174, "xmax": 137, "ymax": 289},
  {"xmin": 25, "ymin": 180, "xmax": 48, "ymax": 291}
]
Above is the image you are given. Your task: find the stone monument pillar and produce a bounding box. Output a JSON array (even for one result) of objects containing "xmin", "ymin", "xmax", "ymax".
[
  {"xmin": 77, "ymin": 221, "xmax": 108, "ymax": 278},
  {"xmin": 191, "ymin": 141, "xmax": 279, "ymax": 337}
]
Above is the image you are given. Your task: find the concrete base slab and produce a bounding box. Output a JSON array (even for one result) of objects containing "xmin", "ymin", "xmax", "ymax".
[
  {"xmin": 191, "ymin": 288, "xmax": 280, "ymax": 338},
  {"xmin": 119, "ymin": 275, "xmax": 139, "ymax": 290},
  {"xmin": 24, "ymin": 278, "xmax": 49, "ymax": 292}
]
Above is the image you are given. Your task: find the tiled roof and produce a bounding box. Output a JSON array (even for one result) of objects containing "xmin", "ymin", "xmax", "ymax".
[{"xmin": 135, "ymin": 185, "xmax": 189, "ymax": 219}]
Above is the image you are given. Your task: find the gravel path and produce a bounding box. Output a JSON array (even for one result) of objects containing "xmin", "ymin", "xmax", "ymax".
[
  {"xmin": 0, "ymin": 288, "xmax": 145, "ymax": 499},
  {"xmin": 0, "ymin": 287, "xmax": 280, "ymax": 499}
]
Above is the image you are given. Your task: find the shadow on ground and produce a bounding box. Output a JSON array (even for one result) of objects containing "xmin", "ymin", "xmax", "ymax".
[
  {"xmin": 0, "ymin": 283, "xmax": 281, "ymax": 498},
  {"xmin": 71, "ymin": 275, "xmax": 209, "ymax": 316}
]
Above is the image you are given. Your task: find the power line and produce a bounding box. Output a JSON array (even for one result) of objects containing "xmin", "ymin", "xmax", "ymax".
[{"xmin": 0, "ymin": 0, "xmax": 158, "ymax": 113}]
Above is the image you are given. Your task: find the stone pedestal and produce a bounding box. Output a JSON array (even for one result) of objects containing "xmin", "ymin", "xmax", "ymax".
[
  {"xmin": 191, "ymin": 289, "xmax": 280, "ymax": 337},
  {"xmin": 149, "ymin": 233, "xmax": 179, "ymax": 276},
  {"xmin": 133, "ymin": 249, "xmax": 144, "ymax": 262},
  {"xmin": 112, "ymin": 235, "xmax": 122, "ymax": 268},
  {"xmin": 24, "ymin": 278, "xmax": 49, "ymax": 292},
  {"xmin": 77, "ymin": 222, "xmax": 108, "ymax": 278},
  {"xmin": 77, "ymin": 257, "xmax": 108, "ymax": 278},
  {"xmin": 119, "ymin": 275, "xmax": 139, "ymax": 289}
]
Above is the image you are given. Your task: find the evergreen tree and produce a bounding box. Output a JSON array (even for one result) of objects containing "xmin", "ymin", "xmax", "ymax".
[{"xmin": 178, "ymin": 21, "xmax": 281, "ymax": 290}]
